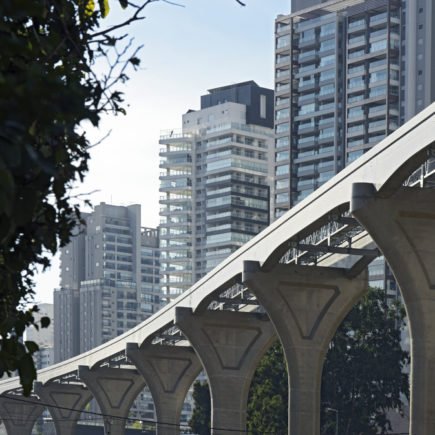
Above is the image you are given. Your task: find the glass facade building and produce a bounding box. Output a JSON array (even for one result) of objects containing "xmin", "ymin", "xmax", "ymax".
[
  {"xmin": 273, "ymin": 0, "xmax": 435, "ymax": 305},
  {"xmin": 274, "ymin": 0, "xmax": 402, "ymax": 217},
  {"xmin": 159, "ymin": 81, "xmax": 274, "ymax": 301},
  {"xmin": 54, "ymin": 203, "xmax": 161, "ymax": 360}
]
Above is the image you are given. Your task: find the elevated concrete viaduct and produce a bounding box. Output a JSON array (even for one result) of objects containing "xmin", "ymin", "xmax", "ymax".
[{"xmin": 0, "ymin": 104, "xmax": 435, "ymax": 434}]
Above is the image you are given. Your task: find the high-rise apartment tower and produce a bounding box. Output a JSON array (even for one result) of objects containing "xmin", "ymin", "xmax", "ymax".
[
  {"xmin": 273, "ymin": 0, "xmax": 435, "ymax": 218},
  {"xmin": 272, "ymin": 0, "xmax": 435, "ymax": 306},
  {"xmin": 54, "ymin": 203, "xmax": 160, "ymax": 361},
  {"xmin": 159, "ymin": 81, "xmax": 274, "ymax": 300}
]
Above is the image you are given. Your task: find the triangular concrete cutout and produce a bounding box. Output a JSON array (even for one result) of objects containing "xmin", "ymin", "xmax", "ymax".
[
  {"xmin": 149, "ymin": 357, "xmax": 191, "ymax": 393},
  {"xmin": 50, "ymin": 391, "xmax": 82, "ymax": 419},
  {"xmin": 96, "ymin": 377, "xmax": 134, "ymax": 409},
  {"xmin": 202, "ymin": 324, "xmax": 261, "ymax": 370},
  {"xmin": 277, "ymin": 282, "xmax": 338, "ymax": 339}
]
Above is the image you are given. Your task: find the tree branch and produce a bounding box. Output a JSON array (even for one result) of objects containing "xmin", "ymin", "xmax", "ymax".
[{"xmin": 91, "ymin": 0, "xmax": 157, "ymax": 39}]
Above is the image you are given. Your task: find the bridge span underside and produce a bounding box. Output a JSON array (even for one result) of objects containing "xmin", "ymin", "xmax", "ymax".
[{"xmin": 1, "ymin": 104, "xmax": 435, "ymax": 435}]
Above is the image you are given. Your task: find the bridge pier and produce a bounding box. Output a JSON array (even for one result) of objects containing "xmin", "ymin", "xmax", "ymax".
[
  {"xmin": 243, "ymin": 262, "xmax": 367, "ymax": 435},
  {"xmin": 34, "ymin": 381, "xmax": 92, "ymax": 435},
  {"xmin": 175, "ymin": 308, "xmax": 275, "ymax": 435},
  {"xmin": 0, "ymin": 393, "xmax": 44, "ymax": 435},
  {"xmin": 352, "ymin": 184, "xmax": 435, "ymax": 435},
  {"xmin": 79, "ymin": 365, "xmax": 146, "ymax": 435},
  {"xmin": 126, "ymin": 342, "xmax": 202, "ymax": 434}
]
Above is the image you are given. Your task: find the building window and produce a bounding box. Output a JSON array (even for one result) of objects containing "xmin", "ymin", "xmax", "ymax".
[
  {"xmin": 276, "ymin": 151, "xmax": 290, "ymax": 162},
  {"xmin": 276, "ymin": 137, "xmax": 289, "ymax": 148},
  {"xmin": 276, "ymin": 108, "xmax": 289, "ymax": 120},
  {"xmin": 275, "ymin": 165, "xmax": 289, "ymax": 176},
  {"xmin": 276, "ymin": 123, "xmax": 290, "ymax": 133},
  {"xmin": 275, "ymin": 193, "xmax": 289, "ymax": 204},
  {"xmin": 275, "ymin": 179, "xmax": 288, "ymax": 190},
  {"xmin": 277, "ymin": 35, "xmax": 291, "ymax": 49},
  {"xmin": 260, "ymin": 95, "xmax": 266, "ymax": 119}
]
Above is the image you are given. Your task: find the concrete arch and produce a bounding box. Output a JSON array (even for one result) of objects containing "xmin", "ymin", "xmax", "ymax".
[
  {"xmin": 79, "ymin": 365, "xmax": 146, "ymax": 435},
  {"xmin": 244, "ymin": 262, "xmax": 368, "ymax": 435},
  {"xmin": 34, "ymin": 381, "xmax": 93, "ymax": 435},
  {"xmin": 0, "ymin": 393, "xmax": 44, "ymax": 435},
  {"xmin": 127, "ymin": 342, "xmax": 202, "ymax": 435},
  {"xmin": 176, "ymin": 308, "xmax": 277, "ymax": 434},
  {"xmin": 352, "ymin": 185, "xmax": 435, "ymax": 434}
]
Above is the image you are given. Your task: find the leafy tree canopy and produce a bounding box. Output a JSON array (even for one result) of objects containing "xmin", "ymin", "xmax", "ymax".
[
  {"xmin": 189, "ymin": 381, "xmax": 211, "ymax": 435},
  {"xmin": 321, "ymin": 289, "xmax": 409, "ymax": 435},
  {"xmin": 190, "ymin": 288, "xmax": 409, "ymax": 435},
  {"xmin": 247, "ymin": 343, "xmax": 288, "ymax": 435},
  {"xmin": 1, "ymin": 0, "xmax": 246, "ymax": 398},
  {"xmin": 0, "ymin": 0, "xmax": 144, "ymax": 395}
]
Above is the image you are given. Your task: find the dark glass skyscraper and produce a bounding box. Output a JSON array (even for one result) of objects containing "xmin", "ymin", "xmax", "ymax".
[{"xmin": 273, "ymin": 0, "xmax": 435, "ymax": 218}]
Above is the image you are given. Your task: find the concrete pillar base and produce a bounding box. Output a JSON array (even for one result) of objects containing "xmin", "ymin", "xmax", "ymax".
[
  {"xmin": 127, "ymin": 342, "xmax": 202, "ymax": 434},
  {"xmin": 35, "ymin": 381, "xmax": 92, "ymax": 435},
  {"xmin": 0, "ymin": 393, "xmax": 44, "ymax": 435},
  {"xmin": 352, "ymin": 185, "xmax": 435, "ymax": 435},
  {"xmin": 175, "ymin": 308, "xmax": 276, "ymax": 435},
  {"xmin": 79, "ymin": 365, "xmax": 146, "ymax": 435},
  {"xmin": 243, "ymin": 262, "xmax": 367, "ymax": 435}
]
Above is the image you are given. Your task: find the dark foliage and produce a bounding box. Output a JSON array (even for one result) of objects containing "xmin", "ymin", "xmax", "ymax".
[
  {"xmin": 189, "ymin": 381, "xmax": 211, "ymax": 435},
  {"xmin": 247, "ymin": 342, "xmax": 288, "ymax": 434},
  {"xmin": 321, "ymin": 289, "xmax": 410, "ymax": 435},
  {"xmin": 0, "ymin": 0, "xmax": 145, "ymax": 394}
]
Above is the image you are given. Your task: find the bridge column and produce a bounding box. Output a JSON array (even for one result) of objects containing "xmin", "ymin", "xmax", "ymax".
[
  {"xmin": 79, "ymin": 365, "xmax": 146, "ymax": 435},
  {"xmin": 0, "ymin": 393, "xmax": 44, "ymax": 435},
  {"xmin": 243, "ymin": 262, "xmax": 367, "ymax": 435},
  {"xmin": 34, "ymin": 381, "xmax": 92, "ymax": 435},
  {"xmin": 352, "ymin": 184, "xmax": 435, "ymax": 435},
  {"xmin": 126, "ymin": 342, "xmax": 202, "ymax": 434},
  {"xmin": 175, "ymin": 308, "xmax": 276, "ymax": 435}
]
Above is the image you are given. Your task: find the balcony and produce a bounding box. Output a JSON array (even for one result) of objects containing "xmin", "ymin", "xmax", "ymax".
[
  {"xmin": 160, "ymin": 129, "xmax": 192, "ymax": 140},
  {"xmin": 159, "ymin": 146, "xmax": 191, "ymax": 157}
]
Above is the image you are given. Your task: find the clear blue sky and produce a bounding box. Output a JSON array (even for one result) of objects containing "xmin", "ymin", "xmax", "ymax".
[{"xmin": 34, "ymin": 0, "xmax": 290, "ymax": 303}]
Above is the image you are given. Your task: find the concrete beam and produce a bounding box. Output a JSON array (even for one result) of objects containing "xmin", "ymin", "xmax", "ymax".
[
  {"xmin": 0, "ymin": 393, "xmax": 44, "ymax": 435},
  {"xmin": 79, "ymin": 365, "xmax": 146, "ymax": 435},
  {"xmin": 175, "ymin": 308, "xmax": 276, "ymax": 435},
  {"xmin": 126, "ymin": 342, "xmax": 202, "ymax": 434},
  {"xmin": 352, "ymin": 184, "xmax": 435, "ymax": 435},
  {"xmin": 34, "ymin": 381, "xmax": 92, "ymax": 435},
  {"xmin": 243, "ymin": 262, "xmax": 367, "ymax": 435}
]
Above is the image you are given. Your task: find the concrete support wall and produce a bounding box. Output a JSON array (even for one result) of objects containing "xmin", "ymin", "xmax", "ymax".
[
  {"xmin": 79, "ymin": 366, "xmax": 146, "ymax": 435},
  {"xmin": 0, "ymin": 394, "xmax": 44, "ymax": 435},
  {"xmin": 175, "ymin": 308, "xmax": 276, "ymax": 435},
  {"xmin": 126, "ymin": 342, "xmax": 202, "ymax": 434},
  {"xmin": 352, "ymin": 184, "xmax": 435, "ymax": 435},
  {"xmin": 35, "ymin": 381, "xmax": 92, "ymax": 435},
  {"xmin": 243, "ymin": 262, "xmax": 367, "ymax": 435}
]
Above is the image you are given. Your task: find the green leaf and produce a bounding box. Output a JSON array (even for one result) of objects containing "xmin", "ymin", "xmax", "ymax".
[
  {"xmin": 98, "ymin": 0, "xmax": 110, "ymax": 17},
  {"xmin": 79, "ymin": 0, "xmax": 95, "ymax": 18},
  {"xmin": 28, "ymin": 120, "xmax": 37, "ymax": 136},
  {"xmin": 129, "ymin": 56, "xmax": 140, "ymax": 67},
  {"xmin": 17, "ymin": 353, "xmax": 37, "ymax": 396},
  {"xmin": 25, "ymin": 341, "xmax": 39, "ymax": 354},
  {"xmin": 40, "ymin": 316, "xmax": 50, "ymax": 328},
  {"xmin": 87, "ymin": 0, "xmax": 96, "ymax": 16}
]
